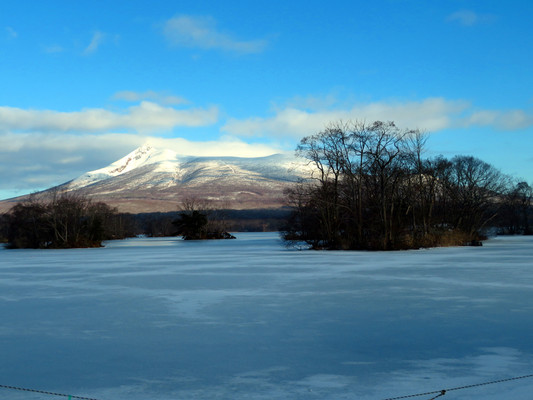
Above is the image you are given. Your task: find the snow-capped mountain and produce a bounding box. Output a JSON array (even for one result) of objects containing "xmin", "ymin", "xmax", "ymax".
[
  {"xmin": 68, "ymin": 144, "xmax": 309, "ymax": 191},
  {"xmin": 2, "ymin": 145, "xmax": 310, "ymax": 213}
]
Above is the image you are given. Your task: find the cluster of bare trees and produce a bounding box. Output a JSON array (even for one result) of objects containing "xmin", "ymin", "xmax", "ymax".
[
  {"xmin": 283, "ymin": 121, "xmax": 531, "ymax": 250},
  {"xmin": 498, "ymin": 181, "xmax": 533, "ymax": 235},
  {"xmin": 4, "ymin": 191, "xmax": 127, "ymax": 248},
  {"xmin": 173, "ymin": 198, "xmax": 235, "ymax": 240}
]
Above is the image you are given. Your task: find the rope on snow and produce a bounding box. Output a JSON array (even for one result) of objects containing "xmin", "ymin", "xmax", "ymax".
[
  {"xmin": 0, "ymin": 384, "xmax": 101, "ymax": 400},
  {"xmin": 382, "ymin": 373, "xmax": 533, "ymax": 400}
]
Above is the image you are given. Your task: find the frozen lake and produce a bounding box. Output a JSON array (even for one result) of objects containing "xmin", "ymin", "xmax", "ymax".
[{"xmin": 1, "ymin": 233, "xmax": 533, "ymax": 399}]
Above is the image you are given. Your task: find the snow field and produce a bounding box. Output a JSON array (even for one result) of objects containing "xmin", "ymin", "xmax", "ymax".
[{"xmin": 1, "ymin": 234, "xmax": 533, "ymax": 399}]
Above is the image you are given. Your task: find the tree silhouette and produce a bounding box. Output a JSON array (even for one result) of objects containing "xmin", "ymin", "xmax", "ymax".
[{"xmin": 173, "ymin": 198, "xmax": 235, "ymax": 240}]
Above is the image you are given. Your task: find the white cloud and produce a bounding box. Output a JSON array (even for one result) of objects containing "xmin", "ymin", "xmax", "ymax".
[
  {"xmin": 125, "ymin": 102, "xmax": 218, "ymax": 131},
  {"xmin": 163, "ymin": 15, "xmax": 267, "ymax": 54},
  {"xmin": 465, "ymin": 109, "xmax": 533, "ymax": 130},
  {"xmin": 43, "ymin": 44, "xmax": 65, "ymax": 54},
  {"xmin": 0, "ymin": 132, "xmax": 138, "ymax": 197},
  {"xmin": 447, "ymin": 10, "xmax": 496, "ymax": 26},
  {"xmin": 5, "ymin": 26, "xmax": 18, "ymax": 38},
  {"xmin": 112, "ymin": 90, "xmax": 189, "ymax": 105},
  {"xmin": 0, "ymin": 102, "xmax": 219, "ymax": 133},
  {"xmin": 83, "ymin": 31, "xmax": 105, "ymax": 55},
  {"xmin": 145, "ymin": 136, "xmax": 281, "ymax": 157},
  {"xmin": 222, "ymin": 97, "xmax": 533, "ymax": 139},
  {"xmin": 0, "ymin": 132, "xmax": 279, "ymax": 158},
  {"xmin": 222, "ymin": 98, "xmax": 471, "ymax": 138}
]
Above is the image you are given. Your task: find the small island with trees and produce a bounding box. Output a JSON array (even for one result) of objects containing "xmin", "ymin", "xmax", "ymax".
[
  {"xmin": 172, "ymin": 198, "xmax": 236, "ymax": 240},
  {"xmin": 1, "ymin": 191, "xmax": 125, "ymax": 249},
  {"xmin": 282, "ymin": 120, "xmax": 532, "ymax": 250}
]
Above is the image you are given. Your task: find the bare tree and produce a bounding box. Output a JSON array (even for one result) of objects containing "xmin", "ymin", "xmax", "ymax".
[
  {"xmin": 500, "ymin": 181, "xmax": 533, "ymax": 234},
  {"xmin": 445, "ymin": 156, "xmax": 508, "ymax": 238}
]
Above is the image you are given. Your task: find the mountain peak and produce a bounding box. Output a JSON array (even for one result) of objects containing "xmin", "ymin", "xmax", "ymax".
[
  {"xmin": 108, "ymin": 145, "xmax": 154, "ymax": 174},
  {"xmin": 0, "ymin": 146, "xmax": 311, "ymax": 213}
]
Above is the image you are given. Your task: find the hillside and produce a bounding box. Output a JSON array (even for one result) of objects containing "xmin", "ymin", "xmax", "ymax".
[{"xmin": 0, "ymin": 145, "xmax": 310, "ymax": 213}]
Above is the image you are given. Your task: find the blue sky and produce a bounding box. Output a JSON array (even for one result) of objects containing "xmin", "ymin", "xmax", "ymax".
[{"xmin": 1, "ymin": 0, "xmax": 532, "ymax": 199}]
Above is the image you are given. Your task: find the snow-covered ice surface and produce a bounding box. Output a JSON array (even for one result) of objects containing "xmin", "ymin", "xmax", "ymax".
[{"xmin": 1, "ymin": 234, "xmax": 533, "ymax": 399}]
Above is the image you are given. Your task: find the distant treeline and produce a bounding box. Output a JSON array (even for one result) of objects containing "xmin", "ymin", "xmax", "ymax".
[
  {"xmin": 132, "ymin": 208, "xmax": 291, "ymax": 237},
  {"xmin": 0, "ymin": 193, "xmax": 129, "ymax": 248},
  {"xmin": 0, "ymin": 193, "xmax": 290, "ymax": 248},
  {"xmin": 282, "ymin": 120, "xmax": 532, "ymax": 250}
]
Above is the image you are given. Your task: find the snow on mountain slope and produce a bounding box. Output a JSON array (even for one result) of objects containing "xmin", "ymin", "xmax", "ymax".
[
  {"xmin": 69, "ymin": 145, "xmax": 179, "ymax": 189},
  {"xmin": 69, "ymin": 145, "xmax": 309, "ymax": 190},
  {"xmin": 55, "ymin": 145, "xmax": 312, "ymax": 212}
]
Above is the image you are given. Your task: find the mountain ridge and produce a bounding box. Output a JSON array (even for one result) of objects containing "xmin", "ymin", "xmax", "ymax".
[{"xmin": 0, "ymin": 145, "xmax": 310, "ymax": 213}]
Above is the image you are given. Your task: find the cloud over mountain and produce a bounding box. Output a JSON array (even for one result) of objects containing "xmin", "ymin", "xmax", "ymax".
[
  {"xmin": 0, "ymin": 102, "xmax": 219, "ymax": 133},
  {"xmin": 222, "ymin": 97, "xmax": 533, "ymax": 138},
  {"xmin": 0, "ymin": 132, "xmax": 283, "ymax": 199}
]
